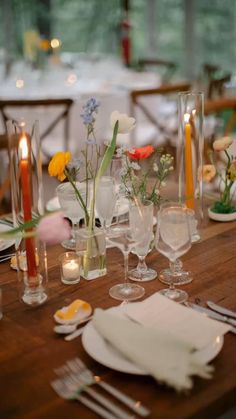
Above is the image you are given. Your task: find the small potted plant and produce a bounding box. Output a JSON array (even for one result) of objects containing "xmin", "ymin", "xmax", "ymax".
[{"xmin": 200, "ymin": 136, "xmax": 236, "ymax": 221}]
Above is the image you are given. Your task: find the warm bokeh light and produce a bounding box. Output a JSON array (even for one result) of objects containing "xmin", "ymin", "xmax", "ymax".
[
  {"xmin": 66, "ymin": 73, "xmax": 77, "ymax": 85},
  {"xmin": 16, "ymin": 79, "xmax": 24, "ymax": 88},
  {"xmin": 51, "ymin": 38, "xmax": 61, "ymax": 49}
]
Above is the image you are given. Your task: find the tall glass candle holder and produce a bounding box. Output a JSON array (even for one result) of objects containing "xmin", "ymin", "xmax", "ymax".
[
  {"xmin": 178, "ymin": 92, "xmax": 204, "ymax": 223},
  {"xmin": 7, "ymin": 120, "xmax": 48, "ymax": 306}
]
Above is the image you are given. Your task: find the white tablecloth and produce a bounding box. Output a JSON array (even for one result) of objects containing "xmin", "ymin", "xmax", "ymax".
[{"xmin": 0, "ymin": 62, "xmax": 161, "ymax": 155}]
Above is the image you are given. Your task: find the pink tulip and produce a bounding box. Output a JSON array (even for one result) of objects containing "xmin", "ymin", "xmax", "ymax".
[{"xmin": 37, "ymin": 211, "xmax": 71, "ymax": 245}]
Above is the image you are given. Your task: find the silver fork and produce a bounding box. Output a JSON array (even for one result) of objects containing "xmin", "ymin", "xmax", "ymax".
[
  {"xmin": 57, "ymin": 358, "xmax": 150, "ymax": 417},
  {"xmin": 54, "ymin": 366, "xmax": 133, "ymax": 419},
  {"xmin": 51, "ymin": 378, "xmax": 117, "ymax": 419}
]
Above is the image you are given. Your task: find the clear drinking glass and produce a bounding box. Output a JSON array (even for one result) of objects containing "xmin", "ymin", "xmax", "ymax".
[
  {"xmin": 107, "ymin": 201, "xmax": 147, "ymax": 301},
  {"xmin": 96, "ymin": 176, "xmax": 117, "ymax": 231},
  {"xmin": 128, "ymin": 200, "xmax": 157, "ymax": 282},
  {"xmin": 108, "ymin": 156, "xmax": 127, "ymax": 231},
  {"xmin": 56, "ymin": 182, "xmax": 86, "ymax": 250},
  {"xmin": 155, "ymin": 202, "xmax": 192, "ymax": 303},
  {"xmin": 158, "ymin": 208, "xmax": 200, "ymax": 285},
  {"xmin": 165, "ymin": 91, "xmax": 204, "ymax": 285}
]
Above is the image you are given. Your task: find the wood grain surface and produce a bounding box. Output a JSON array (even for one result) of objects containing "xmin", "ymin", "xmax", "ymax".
[{"xmin": 0, "ymin": 220, "xmax": 236, "ymax": 419}]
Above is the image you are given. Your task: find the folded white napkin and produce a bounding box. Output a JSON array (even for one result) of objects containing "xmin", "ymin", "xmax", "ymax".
[{"xmin": 93, "ymin": 305, "xmax": 215, "ymax": 392}]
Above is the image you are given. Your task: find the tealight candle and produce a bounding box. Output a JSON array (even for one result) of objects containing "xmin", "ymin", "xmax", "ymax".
[{"xmin": 59, "ymin": 252, "xmax": 80, "ymax": 285}]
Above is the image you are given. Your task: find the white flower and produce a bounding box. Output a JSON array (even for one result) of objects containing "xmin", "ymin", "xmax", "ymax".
[
  {"xmin": 213, "ymin": 136, "xmax": 233, "ymax": 151},
  {"xmin": 130, "ymin": 162, "xmax": 141, "ymax": 171},
  {"xmin": 110, "ymin": 111, "xmax": 136, "ymax": 134},
  {"xmin": 153, "ymin": 163, "xmax": 159, "ymax": 172}
]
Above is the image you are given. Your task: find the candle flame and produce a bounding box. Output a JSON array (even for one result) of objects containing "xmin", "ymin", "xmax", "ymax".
[
  {"xmin": 184, "ymin": 113, "xmax": 190, "ymax": 123},
  {"xmin": 19, "ymin": 135, "xmax": 28, "ymax": 159}
]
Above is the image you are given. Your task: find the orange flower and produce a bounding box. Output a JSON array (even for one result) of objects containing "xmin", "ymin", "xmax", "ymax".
[
  {"xmin": 128, "ymin": 145, "xmax": 154, "ymax": 160},
  {"xmin": 38, "ymin": 39, "xmax": 50, "ymax": 51}
]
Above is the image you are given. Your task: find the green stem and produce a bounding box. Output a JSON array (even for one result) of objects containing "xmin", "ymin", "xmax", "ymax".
[{"xmin": 65, "ymin": 169, "xmax": 89, "ymax": 225}]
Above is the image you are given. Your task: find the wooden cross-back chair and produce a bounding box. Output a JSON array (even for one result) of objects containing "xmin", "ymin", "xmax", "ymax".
[
  {"xmin": 130, "ymin": 81, "xmax": 192, "ymax": 154},
  {"xmin": 0, "ymin": 134, "xmax": 10, "ymax": 210},
  {"xmin": 204, "ymin": 97, "xmax": 236, "ymax": 135},
  {"xmin": 138, "ymin": 58, "xmax": 177, "ymax": 83},
  {"xmin": 200, "ymin": 63, "xmax": 231, "ymax": 99},
  {"xmin": 207, "ymin": 73, "xmax": 231, "ymax": 100},
  {"xmin": 0, "ymin": 98, "xmax": 73, "ymax": 209},
  {"xmin": 0, "ymin": 98, "xmax": 74, "ymax": 160}
]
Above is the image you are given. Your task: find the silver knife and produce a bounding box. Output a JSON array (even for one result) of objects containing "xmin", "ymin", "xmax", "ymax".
[
  {"xmin": 188, "ymin": 303, "xmax": 236, "ymax": 331},
  {"xmin": 207, "ymin": 301, "xmax": 236, "ymax": 320}
]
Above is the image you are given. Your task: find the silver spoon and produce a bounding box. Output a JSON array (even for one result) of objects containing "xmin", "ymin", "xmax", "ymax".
[{"xmin": 54, "ymin": 315, "xmax": 93, "ymax": 335}]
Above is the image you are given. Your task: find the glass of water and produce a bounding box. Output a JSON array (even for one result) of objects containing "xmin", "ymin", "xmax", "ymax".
[
  {"xmin": 155, "ymin": 202, "xmax": 192, "ymax": 303},
  {"xmin": 128, "ymin": 200, "xmax": 156, "ymax": 282},
  {"xmin": 96, "ymin": 176, "xmax": 117, "ymax": 231},
  {"xmin": 56, "ymin": 182, "xmax": 86, "ymax": 249}
]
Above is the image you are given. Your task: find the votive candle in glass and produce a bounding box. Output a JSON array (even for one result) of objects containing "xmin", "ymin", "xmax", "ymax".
[{"xmin": 59, "ymin": 252, "xmax": 80, "ymax": 285}]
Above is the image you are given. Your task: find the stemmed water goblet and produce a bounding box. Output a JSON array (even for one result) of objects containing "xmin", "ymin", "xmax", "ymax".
[
  {"xmin": 108, "ymin": 200, "xmax": 148, "ymax": 302},
  {"xmin": 128, "ymin": 200, "xmax": 157, "ymax": 282},
  {"xmin": 158, "ymin": 208, "xmax": 199, "ymax": 285},
  {"xmin": 56, "ymin": 182, "xmax": 86, "ymax": 250},
  {"xmin": 95, "ymin": 176, "xmax": 117, "ymax": 232},
  {"xmin": 108, "ymin": 156, "xmax": 127, "ymax": 231},
  {"xmin": 155, "ymin": 202, "xmax": 192, "ymax": 303}
]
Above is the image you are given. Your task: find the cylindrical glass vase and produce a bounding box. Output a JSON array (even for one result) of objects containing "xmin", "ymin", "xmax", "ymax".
[
  {"xmin": 178, "ymin": 91, "xmax": 204, "ymax": 223},
  {"xmin": 7, "ymin": 120, "xmax": 48, "ymax": 306}
]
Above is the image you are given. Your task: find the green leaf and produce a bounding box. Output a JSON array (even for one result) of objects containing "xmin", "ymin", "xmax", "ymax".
[
  {"xmin": 96, "ymin": 121, "xmax": 118, "ymax": 179},
  {"xmin": 88, "ymin": 121, "xmax": 118, "ymax": 231}
]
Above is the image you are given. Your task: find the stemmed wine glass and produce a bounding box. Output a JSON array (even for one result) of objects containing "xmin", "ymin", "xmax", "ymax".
[
  {"xmin": 107, "ymin": 201, "xmax": 147, "ymax": 302},
  {"xmin": 108, "ymin": 156, "xmax": 128, "ymax": 230},
  {"xmin": 128, "ymin": 200, "xmax": 157, "ymax": 282},
  {"xmin": 95, "ymin": 176, "xmax": 117, "ymax": 231},
  {"xmin": 56, "ymin": 182, "xmax": 86, "ymax": 250},
  {"xmin": 155, "ymin": 202, "xmax": 192, "ymax": 303},
  {"xmin": 158, "ymin": 208, "xmax": 199, "ymax": 285}
]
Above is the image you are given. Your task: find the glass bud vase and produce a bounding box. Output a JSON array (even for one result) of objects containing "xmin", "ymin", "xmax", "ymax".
[
  {"xmin": 75, "ymin": 227, "xmax": 106, "ymax": 280},
  {"xmin": 178, "ymin": 91, "xmax": 204, "ymax": 226},
  {"xmin": 7, "ymin": 120, "xmax": 48, "ymax": 306}
]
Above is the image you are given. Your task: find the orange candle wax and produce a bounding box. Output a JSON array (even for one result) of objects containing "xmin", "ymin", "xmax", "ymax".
[
  {"xmin": 19, "ymin": 135, "xmax": 37, "ymax": 278},
  {"xmin": 184, "ymin": 113, "xmax": 194, "ymax": 209}
]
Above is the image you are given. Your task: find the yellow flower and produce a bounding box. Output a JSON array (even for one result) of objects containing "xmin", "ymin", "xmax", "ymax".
[
  {"xmin": 227, "ymin": 160, "xmax": 236, "ymax": 181},
  {"xmin": 48, "ymin": 151, "xmax": 71, "ymax": 181},
  {"xmin": 198, "ymin": 164, "xmax": 216, "ymax": 183}
]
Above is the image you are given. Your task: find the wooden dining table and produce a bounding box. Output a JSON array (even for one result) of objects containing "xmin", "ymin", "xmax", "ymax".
[{"xmin": 0, "ymin": 218, "xmax": 236, "ymax": 419}]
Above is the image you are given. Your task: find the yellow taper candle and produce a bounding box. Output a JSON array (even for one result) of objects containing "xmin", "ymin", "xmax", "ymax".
[{"xmin": 184, "ymin": 113, "xmax": 194, "ymax": 209}]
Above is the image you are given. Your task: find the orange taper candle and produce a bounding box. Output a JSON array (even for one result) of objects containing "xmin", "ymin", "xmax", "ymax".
[
  {"xmin": 184, "ymin": 113, "xmax": 194, "ymax": 209},
  {"xmin": 19, "ymin": 135, "xmax": 37, "ymax": 278}
]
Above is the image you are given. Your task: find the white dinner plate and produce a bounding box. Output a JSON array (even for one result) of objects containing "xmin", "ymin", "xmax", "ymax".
[
  {"xmin": 82, "ymin": 306, "xmax": 224, "ymax": 375},
  {"xmin": 0, "ymin": 224, "xmax": 16, "ymax": 252},
  {"xmin": 46, "ymin": 196, "xmax": 129, "ymax": 217}
]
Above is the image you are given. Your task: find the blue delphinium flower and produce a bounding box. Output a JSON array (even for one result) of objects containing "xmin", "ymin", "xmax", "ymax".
[{"xmin": 81, "ymin": 98, "xmax": 100, "ymax": 127}]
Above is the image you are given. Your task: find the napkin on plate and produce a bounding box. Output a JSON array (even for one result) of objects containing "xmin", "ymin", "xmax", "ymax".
[{"xmin": 92, "ymin": 293, "xmax": 230, "ymax": 392}]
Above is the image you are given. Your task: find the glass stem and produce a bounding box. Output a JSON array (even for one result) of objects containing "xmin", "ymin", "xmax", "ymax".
[
  {"xmin": 173, "ymin": 258, "xmax": 183, "ymax": 273},
  {"xmin": 169, "ymin": 260, "xmax": 178, "ymax": 290},
  {"xmin": 124, "ymin": 251, "xmax": 129, "ymax": 286},
  {"xmin": 137, "ymin": 256, "xmax": 147, "ymax": 273}
]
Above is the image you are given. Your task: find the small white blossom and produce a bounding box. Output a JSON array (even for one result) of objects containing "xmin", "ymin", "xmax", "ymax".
[
  {"xmin": 130, "ymin": 162, "xmax": 141, "ymax": 171},
  {"xmin": 153, "ymin": 163, "xmax": 159, "ymax": 172}
]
